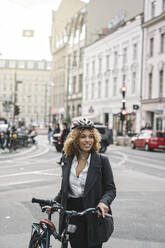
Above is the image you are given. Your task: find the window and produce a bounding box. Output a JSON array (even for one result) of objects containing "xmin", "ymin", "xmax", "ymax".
[
  {"xmin": 105, "ymin": 79, "xmax": 109, "ymax": 97},
  {"xmin": 78, "ymin": 74, "xmax": 83, "ymax": 92},
  {"xmin": 98, "ymin": 57, "xmax": 102, "ymax": 73},
  {"xmin": 113, "ymin": 77, "xmax": 117, "ymax": 96},
  {"xmin": 106, "ymin": 55, "xmax": 110, "ymax": 70},
  {"xmin": 92, "ymin": 61, "xmax": 95, "ymax": 75},
  {"xmin": 79, "ymin": 48, "xmax": 83, "ymax": 67},
  {"xmin": 123, "ymin": 74, "xmax": 126, "ymax": 86},
  {"xmin": 123, "ymin": 47, "xmax": 127, "ymax": 64},
  {"xmin": 72, "ymin": 76, "xmax": 76, "ymax": 94},
  {"xmin": 159, "ymin": 70, "xmax": 163, "ymax": 98},
  {"xmin": 163, "ymin": 0, "xmax": 165, "ymax": 10},
  {"xmin": 77, "ymin": 104, "xmax": 82, "ymax": 116},
  {"xmin": 86, "ymin": 63, "xmax": 89, "ymax": 76},
  {"xmin": 160, "ymin": 33, "xmax": 165, "ymax": 53},
  {"xmin": 114, "ymin": 51, "xmax": 118, "ymax": 67},
  {"xmin": 148, "ymin": 73, "xmax": 152, "ymax": 99},
  {"xmin": 9, "ymin": 60, "xmax": 16, "ymax": 68},
  {"xmin": 80, "ymin": 24, "xmax": 86, "ymax": 41},
  {"xmin": 0, "ymin": 60, "xmax": 5, "ymax": 68},
  {"xmin": 27, "ymin": 61, "xmax": 34, "ymax": 69},
  {"xmin": 38, "ymin": 61, "xmax": 45, "ymax": 69},
  {"xmin": 18, "ymin": 61, "xmax": 25, "ymax": 69},
  {"xmin": 73, "ymin": 51, "xmax": 77, "ymax": 67},
  {"xmin": 85, "ymin": 84, "xmax": 88, "ymax": 100},
  {"xmin": 133, "ymin": 43, "xmax": 137, "ymax": 60},
  {"xmin": 91, "ymin": 83, "xmax": 94, "ymax": 99},
  {"xmin": 98, "ymin": 81, "xmax": 101, "ymax": 98},
  {"xmin": 150, "ymin": 38, "xmax": 154, "ymax": 57},
  {"xmin": 151, "ymin": 0, "xmax": 156, "ymax": 18},
  {"xmin": 72, "ymin": 105, "xmax": 75, "ymax": 117},
  {"xmin": 68, "ymin": 54, "xmax": 71, "ymax": 68},
  {"xmin": 132, "ymin": 72, "xmax": 136, "ymax": 94}
]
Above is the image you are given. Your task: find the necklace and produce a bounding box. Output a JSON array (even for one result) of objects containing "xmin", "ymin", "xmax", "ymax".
[{"xmin": 78, "ymin": 149, "xmax": 88, "ymax": 160}]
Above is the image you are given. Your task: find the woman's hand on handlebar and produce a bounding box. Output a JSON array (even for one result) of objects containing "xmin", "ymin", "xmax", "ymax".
[{"xmin": 97, "ymin": 202, "xmax": 109, "ymax": 218}]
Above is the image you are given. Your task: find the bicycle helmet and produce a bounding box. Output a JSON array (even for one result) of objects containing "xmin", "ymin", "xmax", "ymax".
[{"xmin": 71, "ymin": 117, "xmax": 94, "ymax": 129}]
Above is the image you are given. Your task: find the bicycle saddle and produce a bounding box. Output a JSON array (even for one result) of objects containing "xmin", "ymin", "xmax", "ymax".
[{"xmin": 40, "ymin": 219, "xmax": 56, "ymax": 231}]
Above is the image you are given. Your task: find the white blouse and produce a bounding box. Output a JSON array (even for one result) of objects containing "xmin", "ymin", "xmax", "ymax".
[{"xmin": 68, "ymin": 154, "xmax": 91, "ymax": 198}]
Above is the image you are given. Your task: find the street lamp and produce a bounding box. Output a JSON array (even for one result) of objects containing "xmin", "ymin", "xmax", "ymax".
[
  {"xmin": 44, "ymin": 82, "xmax": 54, "ymax": 127},
  {"xmin": 12, "ymin": 71, "xmax": 22, "ymax": 124}
]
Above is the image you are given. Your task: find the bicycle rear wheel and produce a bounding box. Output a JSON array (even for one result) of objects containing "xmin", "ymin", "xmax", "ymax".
[{"xmin": 28, "ymin": 230, "xmax": 46, "ymax": 248}]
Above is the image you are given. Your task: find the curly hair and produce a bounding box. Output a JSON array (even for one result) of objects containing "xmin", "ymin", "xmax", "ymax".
[{"xmin": 63, "ymin": 128, "xmax": 101, "ymax": 156}]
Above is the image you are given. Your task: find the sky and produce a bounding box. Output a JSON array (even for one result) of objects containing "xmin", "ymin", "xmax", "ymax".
[{"xmin": 0, "ymin": 0, "xmax": 62, "ymax": 61}]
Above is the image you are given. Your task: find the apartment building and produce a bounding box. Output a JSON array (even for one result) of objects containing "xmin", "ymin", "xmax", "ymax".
[
  {"xmin": 82, "ymin": 14, "xmax": 143, "ymax": 135},
  {"xmin": 142, "ymin": 0, "xmax": 165, "ymax": 131},
  {"xmin": 0, "ymin": 59, "xmax": 52, "ymax": 126}
]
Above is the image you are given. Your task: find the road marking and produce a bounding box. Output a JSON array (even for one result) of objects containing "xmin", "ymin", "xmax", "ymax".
[
  {"xmin": 0, "ymin": 168, "xmax": 61, "ymax": 178},
  {"xmin": 127, "ymin": 157, "xmax": 165, "ymax": 171},
  {"xmin": 0, "ymin": 179, "xmax": 45, "ymax": 186},
  {"xmin": 0, "ymin": 145, "xmax": 36, "ymax": 159},
  {"xmin": 122, "ymin": 151, "xmax": 165, "ymax": 165},
  {"xmin": 115, "ymin": 151, "xmax": 165, "ymax": 171},
  {"xmin": 110, "ymin": 151, "xmax": 128, "ymax": 168},
  {"xmin": 15, "ymin": 146, "xmax": 50, "ymax": 160}
]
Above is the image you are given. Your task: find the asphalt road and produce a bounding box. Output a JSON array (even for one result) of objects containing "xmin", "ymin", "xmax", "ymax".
[{"xmin": 0, "ymin": 135, "xmax": 165, "ymax": 248}]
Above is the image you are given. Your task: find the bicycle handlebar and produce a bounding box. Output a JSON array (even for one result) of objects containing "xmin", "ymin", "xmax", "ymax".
[
  {"xmin": 31, "ymin": 197, "xmax": 112, "ymax": 218},
  {"xmin": 32, "ymin": 197, "xmax": 53, "ymax": 206}
]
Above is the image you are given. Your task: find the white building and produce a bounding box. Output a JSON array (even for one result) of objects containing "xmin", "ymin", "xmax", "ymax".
[
  {"xmin": 142, "ymin": 0, "xmax": 165, "ymax": 130},
  {"xmin": 83, "ymin": 14, "xmax": 143, "ymax": 135},
  {"xmin": 0, "ymin": 59, "xmax": 52, "ymax": 126},
  {"xmin": 50, "ymin": 0, "xmax": 144, "ymax": 123}
]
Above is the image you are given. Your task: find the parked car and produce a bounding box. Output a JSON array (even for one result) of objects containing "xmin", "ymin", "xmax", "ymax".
[
  {"xmin": 131, "ymin": 130, "xmax": 165, "ymax": 151},
  {"xmin": 94, "ymin": 123, "xmax": 113, "ymax": 153}
]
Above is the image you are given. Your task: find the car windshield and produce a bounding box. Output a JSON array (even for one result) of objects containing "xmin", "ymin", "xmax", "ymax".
[{"xmin": 152, "ymin": 132, "xmax": 165, "ymax": 137}]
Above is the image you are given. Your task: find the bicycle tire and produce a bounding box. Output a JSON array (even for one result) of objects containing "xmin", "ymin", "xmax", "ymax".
[{"xmin": 28, "ymin": 231, "xmax": 46, "ymax": 248}]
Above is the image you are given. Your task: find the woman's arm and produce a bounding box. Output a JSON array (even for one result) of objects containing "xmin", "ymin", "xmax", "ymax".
[{"xmin": 99, "ymin": 155, "xmax": 116, "ymax": 207}]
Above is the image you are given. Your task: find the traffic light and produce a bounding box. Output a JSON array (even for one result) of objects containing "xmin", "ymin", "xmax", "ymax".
[
  {"xmin": 121, "ymin": 86, "xmax": 126, "ymax": 119},
  {"xmin": 14, "ymin": 105, "xmax": 20, "ymax": 116},
  {"xmin": 121, "ymin": 86, "xmax": 126, "ymax": 110},
  {"xmin": 119, "ymin": 111, "xmax": 126, "ymax": 121}
]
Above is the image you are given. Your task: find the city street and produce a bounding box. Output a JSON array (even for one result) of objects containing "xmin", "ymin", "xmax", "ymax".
[{"xmin": 0, "ymin": 135, "xmax": 165, "ymax": 248}]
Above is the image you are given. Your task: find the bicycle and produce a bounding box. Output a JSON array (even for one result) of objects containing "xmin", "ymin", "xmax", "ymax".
[{"xmin": 28, "ymin": 197, "xmax": 112, "ymax": 248}]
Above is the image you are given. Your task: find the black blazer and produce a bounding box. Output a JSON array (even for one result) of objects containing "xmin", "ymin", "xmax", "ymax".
[{"xmin": 55, "ymin": 151, "xmax": 116, "ymax": 246}]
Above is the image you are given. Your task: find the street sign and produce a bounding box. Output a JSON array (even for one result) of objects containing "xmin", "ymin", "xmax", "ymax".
[{"xmin": 155, "ymin": 109, "xmax": 163, "ymax": 115}]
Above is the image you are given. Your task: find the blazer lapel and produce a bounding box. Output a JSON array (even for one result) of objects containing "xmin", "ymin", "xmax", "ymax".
[
  {"xmin": 62, "ymin": 155, "xmax": 73, "ymax": 194},
  {"xmin": 84, "ymin": 152, "xmax": 101, "ymax": 197}
]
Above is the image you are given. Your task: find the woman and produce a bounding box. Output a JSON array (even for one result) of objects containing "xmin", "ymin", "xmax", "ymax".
[{"xmin": 54, "ymin": 117, "xmax": 116, "ymax": 248}]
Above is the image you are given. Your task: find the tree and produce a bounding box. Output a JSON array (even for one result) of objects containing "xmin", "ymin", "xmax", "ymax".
[{"xmin": 14, "ymin": 105, "xmax": 20, "ymax": 116}]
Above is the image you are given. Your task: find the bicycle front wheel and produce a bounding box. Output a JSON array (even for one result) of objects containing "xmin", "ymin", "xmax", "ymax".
[{"xmin": 28, "ymin": 231, "xmax": 46, "ymax": 248}]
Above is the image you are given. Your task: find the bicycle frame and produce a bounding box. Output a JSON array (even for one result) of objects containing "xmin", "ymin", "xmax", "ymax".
[{"xmin": 29, "ymin": 198, "xmax": 108, "ymax": 248}]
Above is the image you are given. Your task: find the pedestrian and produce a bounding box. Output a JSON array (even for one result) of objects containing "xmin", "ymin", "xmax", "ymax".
[
  {"xmin": 53, "ymin": 123, "xmax": 60, "ymax": 135},
  {"xmin": 48, "ymin": 125, "xmax": 53, "ymax": 144},
  {"xmin": 54, "ymin": 117, "xmax": 116, "ymax": 248},
  {"xmin": 56, "ymin": 122, "xmax": 70, "ymax": 164},
  {"xmin": 59, "ymin": 122, "xmax": 70, "ymax": 144}
]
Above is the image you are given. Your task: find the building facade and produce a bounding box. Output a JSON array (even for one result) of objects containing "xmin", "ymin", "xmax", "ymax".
[
  {"xmin": 142, "ymin": 0, "xmax": 165, "ymax": 131},
  {"xmin": 50, "ymin": 0, "xmax": 84, "ymax": 122},
  {"xmin": 82, "ymin": 14, "xmax": 143, "ymax": 135},
  {"xmin": 0, "ymin": 59, "xmax": 52, "ymax": 126},
  {"xmin": 50, "ymin": 0, "xmax": 144, "ymax": 123}
]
